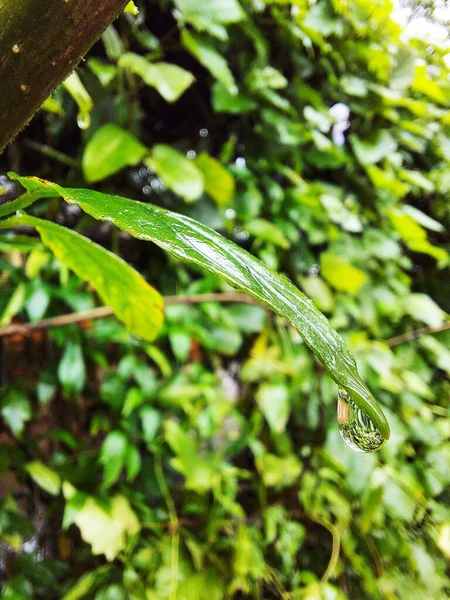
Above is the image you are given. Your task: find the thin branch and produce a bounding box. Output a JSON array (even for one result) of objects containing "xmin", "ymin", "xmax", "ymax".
[
  {"xmin": 0, "ymin": 293, "xmax": 261, "ymax": 338},
  {"xmin": 385, "ymin": 321, "xmax": 450, "ymax": 347}
]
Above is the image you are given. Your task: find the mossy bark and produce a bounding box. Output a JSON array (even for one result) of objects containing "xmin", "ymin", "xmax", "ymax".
[{"xmin": 0, "ymin": 0, "xmax": 128, "ymax": 151}]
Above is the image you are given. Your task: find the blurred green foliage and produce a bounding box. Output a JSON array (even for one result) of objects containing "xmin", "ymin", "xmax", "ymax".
[{"xmin": 0, "ymin": 0, "xmax": 449, "ymax": 599}]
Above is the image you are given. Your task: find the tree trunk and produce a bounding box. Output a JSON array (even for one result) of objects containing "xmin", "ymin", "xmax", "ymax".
[{"xmin": 0, "ymin": 0, "xmax": 128, "ymax": 151}]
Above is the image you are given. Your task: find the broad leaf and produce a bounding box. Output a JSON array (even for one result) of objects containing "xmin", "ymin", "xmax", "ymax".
[
  {"xmin": 1, "ymin": 212, "xmax": 164, "ymax": 342},
  {"xmin": 25, "ymin": 461, "xmax": 61, "ymax": 496},
  {"xmin": 195, "ymin": 153, "xmax": 235, "ymax": 206},
  {"xmin": 1, "ymin": 390, "xmax": 31, "ymax": 436},
  {"xmin": 82, "ymin": 124, "xmax": 148, "ymax": 183},
  {"xmin": 181, "ymin": 30, "xmax": 237, "ymax": 94},
  {"xmin": 118, "ymin": 54, "xmax": 195, "ymax": 102},
  {"xmin": 174, "ymin": 0, "xmax": 245, "ymax": 24},
  {"xmin": 148, "ymin": 145, "xmax": 204, "ymax": 201},
  {"xmin": 5, "ymin": 175, "xmax": 390, "ymax": 439}
]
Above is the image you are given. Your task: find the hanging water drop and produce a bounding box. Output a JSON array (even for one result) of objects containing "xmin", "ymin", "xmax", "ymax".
[
  {"xmin": 337, "ymin": 388, "xmax": 387, "ymax": 453},
  {"xmin": 77, "ymin": 112, "xmax": 91, "ymax": 130}
]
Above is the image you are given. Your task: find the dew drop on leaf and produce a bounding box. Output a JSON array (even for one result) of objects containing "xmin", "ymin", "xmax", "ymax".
[{"xmin": 337, "ymin": 387, "xmax": 387, "ymax": 453}]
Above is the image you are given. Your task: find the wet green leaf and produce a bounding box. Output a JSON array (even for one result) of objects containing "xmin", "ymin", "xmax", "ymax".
[{"xmin": 7, "ymin": 174, "xmax": 390, "ymax": 439}]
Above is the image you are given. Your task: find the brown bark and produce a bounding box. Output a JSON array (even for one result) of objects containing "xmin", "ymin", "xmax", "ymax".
[{"xmin": 0, "ymin": 0, "xmax": 128, "ymax": 151}]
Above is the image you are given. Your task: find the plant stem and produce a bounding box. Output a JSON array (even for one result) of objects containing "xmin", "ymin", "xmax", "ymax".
[{"xmin": 0, "ymin": 293, "xmax": 261, "ymax": 338}]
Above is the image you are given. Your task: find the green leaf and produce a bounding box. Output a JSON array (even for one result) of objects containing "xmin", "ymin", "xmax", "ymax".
[
  {"xmin": 165, "ymin": 421, "xmax": 215, "ymax": 491},
  {"xmin": 320, "ymin": 254, "xmax": 368, "ymax": 295},
  {"xmin": 82, "ymin": 124, "xmax": 148, "ymax": 183},
  {"xmin": 350, "ymin": 131, "xmax": 397, "ymax": 165},
  {"xmin": 195, "ymin": 153, "xmax": 235, "ymax": 206},
  {"xmin": 1, "ymin": 390, "xmax": 31, "ymax": 436},
  {"xmin": 68, "ymin": 493, "xmax": 140, "ymax": 561},
  {"xmin": 298, "ymin": 275, "xmax": 334, "ymax": 312},
  {"xmin": 246, "ymin": 218, "xmax": 290, "ymax": 248},
  {"xmin": 139, "ymin": 406, "xmax": 162, "ymax": 445},
  {"xmin": 58, "ymin": 341, "xmax": 86, "ymax": 395},
  {"xmin": 7, "ymin": 175, "xmax": 391, "ymax": 440},
  {"xmin": 118, "ymin": 54, "xmax": 195, "ymax": 102},
  {"xmin": 181, "ymin": 30, "xmax": 237, "ymax": 94},
  {"xmin": 63, "ymin": 72, "xmax": 93, "ymax": 130},
  {"xmin": 255, "ymin": 453, "xmax": 302, "ymax": 487},
  {"xmin": 3, "ymin": 213, "xmax": 163, "ymax": 341},
  {"xmin": 100, "ymin": 431, "xmax": 129, "ymax": 488},
  {"xmin": 402, "ymin": 293, "xmax": 445, "ymax": 327},
  {"xmin": 212, "ymin": 82, "xmax": 256, "ymax": 114},
  {"xmin": 148, "ymin": 145, "xmax": 204, "ymax": 201},
  {"xmin": 174, "ymin": 0, "xmax": 245, "ymax": 25},
  {"xmin": 0, "ymin": 282, "xmax": 26, "ymax": 326},
  {"xmin": 25, "ymin": 461, "xmax": 61, "ymax": 496},
  {"xmin": 256, "ymin": 383, "xmax": 290, "ymax": 433}
]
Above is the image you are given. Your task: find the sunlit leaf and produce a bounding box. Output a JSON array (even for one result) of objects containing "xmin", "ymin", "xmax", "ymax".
[
  {"xmin": 25, "ymin": 461, "xmax": 61, "ymax": 496},
  {"xmin": 3, "ymin": 212, "xmax": 164, "ymax": 342},
  {"xmin": 320, "ymin": 253, "xmax": 368, "ymax": 295}
]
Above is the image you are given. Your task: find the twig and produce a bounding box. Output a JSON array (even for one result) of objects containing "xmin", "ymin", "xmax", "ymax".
[
  {"xmin": 385, "ymin": 321, "xmax": 450, "ymax": 347},
  {"xmin": 0, "ymin": 292, "xmax": 261, "ymax": 338}
]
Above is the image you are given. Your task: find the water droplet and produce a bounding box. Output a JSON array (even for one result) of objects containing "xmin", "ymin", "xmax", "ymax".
[
  {"xmin": 199, "ymin": 128, "xmax": 208, "ymax": 138},
  {"xmin": 187, "ymin": 150, "xmax": 196, "ymax": 159},
  {"xmin": 235, "ymin": 157, "xmax": 246, "ymax": 169},
  {"xmin": 337, "ymin": 388, "xmax": 387, "ymax": 453},
  {"xmin": 77, "ymin": 113, "xmax": 91, "ymax": 130}
]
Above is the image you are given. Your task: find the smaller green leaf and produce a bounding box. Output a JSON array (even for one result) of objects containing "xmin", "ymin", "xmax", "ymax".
[
  {"xmin": 148, "ymin": 144, "xmax": 204, "ymax": 201},
  {"xmin": 70, "ymin": 494, "xmax": 140, "ymax": 561},
  {"xmin": 82, "ymin": 124, "xmax": 148, "ymax": 183},
  {"xmin": 124, "ymin": 1, "xmax": 139, "ymax": 15},
  {"xmin": 403, "ymin": 293, "xmax": 445, "ymax": 327},
  {"xmin": 256, "ymin": 383, "xmax": 290, "ymax": 433},
  {"xmin": 320, "ymin": 254, "xmax": 368, "ymax": 295},
  {"xmin": 119, "ymin": 54, "xmax": 195, "ymax": 102},
  {"xmin": 182, "ymin": 30, "xmax": 237, "ymax": 94},
  {"xmin": 350, "ymin": 131, "xmax": 397, "ymax": 165},
  {"xmin": 63, "ymin": 72, "xmax": 93, "ymax": 130},
  {"xmin": 0, "ymin": 283, "xmax": 26, "ymax": 326},
  {"xmin": 255, "ymin": 453, "xmax": 302, "ymax": 487},
  {"xmin": 1, "ymin": 390, "xmax": 31, "ymax": 436},
  {"xmin": 58, "ymin": 341, "xmax": 86, "ymax": 395},
  {"xmin": 25, "ymin": 461, "xmax": 61, "ymax": 496},
  {"xmin": 165, "ymin": 421, "xmax": 215, "ymax": 491},
  {"xmin": 100, "ymin": 430, "xmax": 128, "ymax": 487},
  {"xmin": 140, "ymin": 407, "xmax": 162, "ymax": 445},
  {"xmin": 195, "ymin": 153, "xmax": 235, "ymax": 206},
  {"xmin": 246, "ymin": 218, "xmax": 290, "ymax": 248},
  {"xmin": 212, "ymin": 82, "xmax": 256, "ymax": 114},
  {"xmin": 174, "ymin": 0, "xmax": 245, "ymax": 24},
  {"xmin": 6, "ymin": 214, "xmax": 164, "ymax": 341}
]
